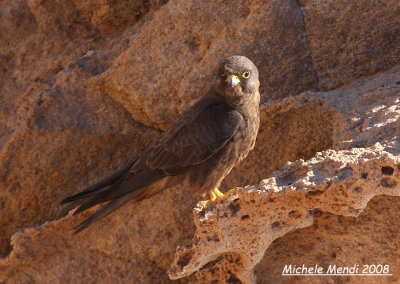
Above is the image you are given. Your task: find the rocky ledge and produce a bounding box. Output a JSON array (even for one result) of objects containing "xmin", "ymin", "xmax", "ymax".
[{"xmin": 1, "ymin": 0, "xmax": 400, "ymax": 283}]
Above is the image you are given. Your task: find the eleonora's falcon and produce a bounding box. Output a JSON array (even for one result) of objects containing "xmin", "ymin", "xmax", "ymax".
[{"xmin": 61, "ymin": 55, "xmax": 260, "ymax": 234}]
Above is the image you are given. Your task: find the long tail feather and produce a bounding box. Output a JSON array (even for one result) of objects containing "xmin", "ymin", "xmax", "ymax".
[
  {"xmin": 72, "ymin": 169, "xmax": 165, "ymax": 216},
  {"xmin": 73, "ymin": 192, "xmax": 137, "ymax": 234},
  {"xmin": 61, "ymin": 162, "xmax": 134, "ymax": 204},
  {"xmin": 65, "ymin": 166, "xmax": 166, "ymax": 234}
]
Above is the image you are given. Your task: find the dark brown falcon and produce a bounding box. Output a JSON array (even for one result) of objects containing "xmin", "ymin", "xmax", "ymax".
[{"xmin": 61, "ymin": 55, "xmax": 260, "ymax": 234}]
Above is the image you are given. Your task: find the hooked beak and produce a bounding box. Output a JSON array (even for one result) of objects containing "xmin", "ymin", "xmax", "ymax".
[{"xmin": 226, "ymin": 74, "xmax": 240, "ymax": 88}]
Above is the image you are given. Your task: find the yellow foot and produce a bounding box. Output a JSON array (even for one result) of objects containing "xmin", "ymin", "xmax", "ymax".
[
  {"xmin": 200, "ymin": 188, "xmax": 237, "ymax": 207},
  {"xmin": 210, "ymin": 188, "xmax": 224, "ymax": 201}
]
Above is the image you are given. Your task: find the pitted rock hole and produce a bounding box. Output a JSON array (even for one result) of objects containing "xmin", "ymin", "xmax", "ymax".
[{"xmin": 381, "ymin": 166, "xmax": 394, "ymax": 176}]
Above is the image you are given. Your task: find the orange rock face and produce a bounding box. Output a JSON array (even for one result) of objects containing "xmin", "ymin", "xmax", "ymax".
[{"xmin": 1, "ymin": 0, "xmax": 400, "ymax": 283}]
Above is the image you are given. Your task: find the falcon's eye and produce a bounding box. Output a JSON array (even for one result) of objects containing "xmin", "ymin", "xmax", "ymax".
[
  {"xmin": 242, "ymin": 71, "xmax": 250, "ymax": 78},
  {"xmin": 221, "ymin": 73, "xmax": 227, "ymax": 79}
]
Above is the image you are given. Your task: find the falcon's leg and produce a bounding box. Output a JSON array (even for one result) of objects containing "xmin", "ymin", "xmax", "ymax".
[
  {"xmin": 210, "ymin": 188, "xmax": 224, "ymax": 201},
  {"xmin": 200, "ymin": 188, "xmax": 237, "ymax": 206}
]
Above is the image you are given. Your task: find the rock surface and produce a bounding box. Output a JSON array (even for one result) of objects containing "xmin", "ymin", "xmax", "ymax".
[
  {"xmin": 102, "ymin": 0, "xmax": 317, "ymax": 129},
  {"xmin": 169, "ymin": 66, "xmax": 400, "ymax": 282},
  {"xmin": 1, "ymin": 0, "xmax": 400, "ymax": 283},
  {"xmin": 299, "ymin": 0, "xmax": 400, "ymax": 90}
]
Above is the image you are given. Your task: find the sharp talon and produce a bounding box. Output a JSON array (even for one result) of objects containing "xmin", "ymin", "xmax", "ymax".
[
  {"xmin": 225, "ymin": 188, "xmax": 237, "ymax": 195},
  {"xmin": 210, "ymin": 191, "xmax": 216, "ymax": 202},
  {"xmin": 199, "ymin": 188, "xmax": 237, "ymax": 206},
  {"xmin": 213, "ymin": 188, "xmax": 224, "ymax": 198}
]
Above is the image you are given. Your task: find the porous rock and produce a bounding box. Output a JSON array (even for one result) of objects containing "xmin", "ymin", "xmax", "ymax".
[
  {"xmin": 1, "ymin": 0, "xmax": 400, "ymax": 283},
  {"xmin": 169, "ymin": 66, "xmax": 400, "ymax": 283}
]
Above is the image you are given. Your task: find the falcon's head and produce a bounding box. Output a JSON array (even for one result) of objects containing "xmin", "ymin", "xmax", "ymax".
[{"xmin": 215, "ymin": 55, "xmax": 260, "ymax": 108}]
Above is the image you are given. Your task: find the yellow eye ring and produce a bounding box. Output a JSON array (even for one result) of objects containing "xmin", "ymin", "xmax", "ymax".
[
  {"xmin": 221, "ymin": 73, "xmax": 227, "ymax": 79},
  {"xmin": 242, "ymin": 71, "xmax": 250, "ymax": 78}
]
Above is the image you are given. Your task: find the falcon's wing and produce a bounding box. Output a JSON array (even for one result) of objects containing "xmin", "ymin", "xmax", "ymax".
[
  {"xmin": 63, "ymin": 97, "xmax": 243, "ymax": 234},
  {"xmin": 142, "ymin": 97, "xmax": 243, "ymax": 175}
]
